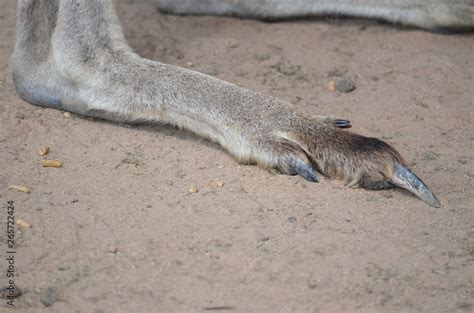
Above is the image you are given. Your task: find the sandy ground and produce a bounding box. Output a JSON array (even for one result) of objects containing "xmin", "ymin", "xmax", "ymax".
[{"xmin": 1, "ymin": 0, "xmax": 473, "ymax": 312}]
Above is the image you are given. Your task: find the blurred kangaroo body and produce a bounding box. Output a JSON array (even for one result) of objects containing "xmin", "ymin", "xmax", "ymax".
[{"xmin": 158, "ymin": 0, "xmax": 474, "ymax": 31}]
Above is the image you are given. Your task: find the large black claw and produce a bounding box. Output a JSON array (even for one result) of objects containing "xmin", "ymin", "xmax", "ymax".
[
  {"xmin": 390, "ymin": 163, "xmax": 441, "ymax": 208},
  {"xmin": 291, "ymin": 158, "xmax": 319, "ymax": 182},
  {"xmin": 333, "ymin": 119, "xmax": 352, "ymax": 129}
]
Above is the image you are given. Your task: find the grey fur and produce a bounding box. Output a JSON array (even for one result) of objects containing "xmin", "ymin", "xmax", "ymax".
[
  {"xmin": 11, "ymin": 0, "xmax": 455, "ymax": 206},
  {"xmin": 156, "ymin": 0, "xmax": 474, "ymax": 30}
]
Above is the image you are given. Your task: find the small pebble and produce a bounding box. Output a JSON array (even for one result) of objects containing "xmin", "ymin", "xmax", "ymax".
[
  {"xmin": 42, "ymin": 160, "xmax": 62, "ymax": 168},
  {"xmin": 38, "ymin": 146, "xmax": 50, "ymax": 156},
  {"xmin": 63, "ymin": 112, "xmax": 72, "ymax": 118},
  {"xmin": 336, "ymin": 79, "xmax": 356, "ymax": 93},
  {"xmin": 327, "ymin": 80, "xmax": 336, "ymax": 92},
  {"xmin": 9, "ymin": 185, "xmax": 31, "ymax": 193},
  {"xmin": 189, "ymin": 186, "xmax": 198, "ymax": 193},
  {"xmin": 287, "ymin": 217, "xmax": 297, "ymax": 223},
  {"xmin": 214, "ymin": 180, "xmax": 224, "ymax": 188},
  {"xmin": 16, "ymin": 219, "xmax": 31, "ymax": 229},
  {"xmin": 40, "ymin": 287, "xmax": 57, "ymax": 307}
]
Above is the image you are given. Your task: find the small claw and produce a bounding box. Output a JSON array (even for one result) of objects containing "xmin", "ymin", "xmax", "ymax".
[
  {"xmin": 291, "ymin": 158, "xmax": 320, "ymax": 182},
  {"xmin": 390, "ymin": 163, "xmax": 441, "ymax": 208},
  {"xmin": 333, "ymin": 119, "xmax": 352, "ymax": 129}
]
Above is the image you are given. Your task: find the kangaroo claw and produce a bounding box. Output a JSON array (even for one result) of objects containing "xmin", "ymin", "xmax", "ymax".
[
  {"xmin": 291, "ymin": 158, "xmax": 319, "ymax": 182},
  {"xmin": 390, "ymin": 163, "xmax": 441, "ymax": 208},
  {"xmin": 333, "ymin": 119, "xmax": 352, "ymax": 129}
]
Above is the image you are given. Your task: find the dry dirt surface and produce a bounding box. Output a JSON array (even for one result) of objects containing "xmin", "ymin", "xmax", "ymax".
[{"xmin": 1, "ymin": 1, "xmax": 473, "ymax": 312}]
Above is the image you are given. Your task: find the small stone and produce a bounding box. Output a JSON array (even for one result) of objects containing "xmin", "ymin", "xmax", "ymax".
[
  {"xmin": 9, "ymin": 185, "xmax": 31, "ymax": 193},
  {"xmin": 38, "ymin": 146, "xmax": 50, "ymax": 156},
  {"xmin": 16, "ymin": 219, "xmax": 31, "ymax": 229},
  {"xmin": 63, "ymin": 112, "xmax": 72, "ymax": 118},
  {"xmin": 328, "ymin": 80, "xmax": 336, "ymax": 92},
  {"xmin": 336, "ymin": 79, "xmax": 356, "ymax": 93},
  {"xmin": 42, "ymin": 160, "xmax": 62, "ymax": 168},
  {"xmin": 40, "ymin": 287, "xmax": 57, "ymax": 307},
  {"xmin": 287, "ymin": 216, "xmax": 297, "ymax": 223},
  {"xmin": 110, "ymin": 245, "xmax": 119, "ymax": 254},
  {"xmin": 214, "ymin": 180, "xmax": 224, "ymax": 188},
  {"xmin": 189, "ymin": 186, "xmax": 198, "ymax": 193}
]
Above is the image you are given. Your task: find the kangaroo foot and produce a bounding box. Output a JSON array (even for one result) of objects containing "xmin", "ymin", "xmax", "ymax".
[
  {"xmin": 12, "ymin": 0, "xmax": 441, "ymax": 208},
  {"xmin": 250, "ymin": 115, "xmax": 440, "ymax": 208}
]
